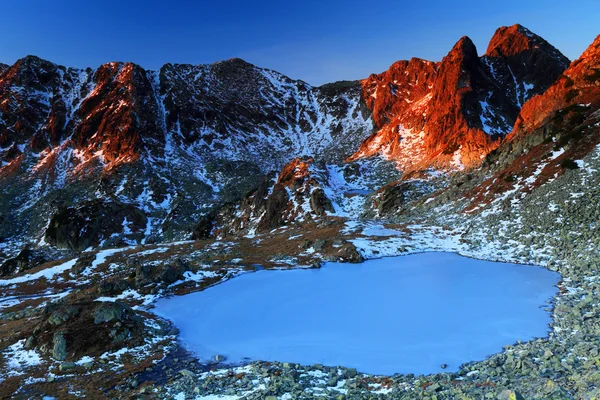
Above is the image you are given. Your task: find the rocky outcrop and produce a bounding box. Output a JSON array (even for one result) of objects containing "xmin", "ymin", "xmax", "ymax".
[
  {"xmin": 0, "ymin": 54, "xmax": 372, "ymax": 248},
  {"xmin": 0, "ymin": 247, "xmax": 45, "ymax": 276},
  {"xmin": 44, "ymin": 200, "xmax": 147, "ymax": 251},
  {"xmin": 350, "ymin": 24, "xmax": 569, "ymax": 171},
  {"xmin": 26, "ymin": 301, "xmax": 164, "ymax": 363},
  {"xmin": 464, "ymin": 34, "xmax": 600, "ymax": 210},
  {"xmin": 215, "ymin": 157, "xmax": 337, "ymax": 236}
]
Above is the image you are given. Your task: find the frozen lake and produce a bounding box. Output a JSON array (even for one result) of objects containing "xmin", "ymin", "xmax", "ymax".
[{"xmin": 152, "ymin": 252, "xmax": 560, "ymax": 375}]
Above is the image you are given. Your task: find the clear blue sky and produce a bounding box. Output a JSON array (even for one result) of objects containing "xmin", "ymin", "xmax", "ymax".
[{"xmin": 0, "ymin": 0, "xmax": 598, "ymax": 85}]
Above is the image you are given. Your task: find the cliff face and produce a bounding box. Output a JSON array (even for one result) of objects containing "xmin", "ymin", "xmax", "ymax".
[
  {"xmin": 0, "ymin": 56, "xmax": 373, "ymax": 246},
  {"xmin": 464, "ymin": 34, "xmax": 600, "ymax": 211},
  {"xmin": 0, "ymin": 24, "xmax": 582, "ymax": 249},
  {"xmin": 350, "ymin": 24, "xmax": 569, "ymax": 171}
]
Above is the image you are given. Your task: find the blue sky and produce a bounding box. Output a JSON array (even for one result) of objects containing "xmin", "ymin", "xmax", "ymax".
[{"xmin": 0, "ymin": 0, "xmax": 598, "ymax": 85}]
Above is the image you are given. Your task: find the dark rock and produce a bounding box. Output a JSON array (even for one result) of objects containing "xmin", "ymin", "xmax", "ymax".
[
  {"xmin": 135, "ymin": 264, "xmax": 153, "ymax": 283},
  {"xmin": 24, "ymin": 335, "xmax": 36, "ymax": 350},
  {"xmin": 159, "ymin": 265, "xmax": 180, "ymax": 284},
  {"xmin": 44, "ymin": 200, "xmax": 147, "ymax": 251},
  {"xmin": 97, "ymin": 281, "xmax": 115, "ymax": 294},
  {"xmin": 59, "ymin": 362, "xmax": 76, "ymax": 371},
  {"xmin": 309, "ymin": 188, "xmax": 334, "ymax": 216},
  {"xmin": 0, "ymin": 247, "xmax": 45, "ymax": 277},
  {"xmin": 336, "ymin": 243, "xmax": 364, "ymax": 263},
  {"xmin": 52, "ymin": 331, "xmax": 68, "ymax": 361},
  {"xmin": 257, "ymin": 184, "xmax": 289, "ymax": 231},
  {"xmin": 344, "ymin": 368, "xmax": 358, "ymax": 379},
  {"xmin": 313, "ymin": 239, "xmax": 326, "ymax": 251},
  {"xmin": 72, "ymin": 253, "xmax": 95, "ymax": 274},
  {"xmin": 192, "ymin": 214, "xmax": 214, "ymax": 240},
  {"xmin": 47, "ymin": 305, "xmax": 80, "ymax": 326},
  {"xmin": 93, "ymin": 302, "xmax": 127, "ymax": 324},
  {"xmin": 299, "ymin": 239, "xmax": 312, "ymax": 249}
]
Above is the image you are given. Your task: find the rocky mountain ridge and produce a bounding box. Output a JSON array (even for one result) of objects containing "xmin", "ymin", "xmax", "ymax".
[
  {"xmin": 2, "ymin": 24, "xmax": 600, "ymax": 400},
  {"xmin": 350, "ymin": 24, "xmax": 569, "ymax": 170},
  {"xmin": 0, "ymin": 57, "xmax": 372, "ymax": 254},
  {"xmin": 0, "ymin": 24, "xmax": 591, "ymax": 264}
]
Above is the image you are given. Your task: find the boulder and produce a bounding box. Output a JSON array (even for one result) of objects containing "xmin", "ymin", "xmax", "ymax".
[
  {"xmin": 47, "ymin": 305, "xmax": 80, "ymax": 326},
  {"xmin": 52, "ymin": 331, "xmax": 68, "ymax": 361},
  {"xmin": 44, "ymin": 200, "xmax": 147, "ymax": 251},
  {"xmin": 309, "ymin": 188, "xmax": 334, "ymax": 216},
  {"xmin": 93, "ymin": 302, "xmax": 127, "ymax": 324}
]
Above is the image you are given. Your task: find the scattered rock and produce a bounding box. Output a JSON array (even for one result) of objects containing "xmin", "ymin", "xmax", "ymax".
[
  {"xmin": 179, "ymin": 369, "xmax": 195, "ymax": 378},
  {"xmin": 52, "ymin": 331, "xmax": 68, "ymax": 361},
  {"xmin": 345, "ymin": 368, "xmax": 358, "ymax": 379},
  {"xmin": 47, "ymin": 305, "xmax": 81, "ymax": 326},
  {"xmin": 313, "ymin": 239, "xmax": 326, "ymax": 251},
  {"xmin": 93, "ymin": 302, "xmax": 126, "ymax": 324},
  {"xmin": 59, "ymin": 362, "xmax": 76, "ymax": 371}
]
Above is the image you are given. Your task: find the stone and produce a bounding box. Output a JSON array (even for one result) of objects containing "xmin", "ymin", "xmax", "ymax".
[
  {"xmin": 24, "ymin": 335, "xmax": 35, "ymax": 350},
  {"xmin": 313, "ymin": 239, "xmax": 326, "ymax": 251},
  {"xmin": 299, "ymin": 239, "xmax": 312, "ymax": 249},
  {"xmin": 52, "ymin": 331, "xmax": 68, "ymax": 361},
  {"xmin": 179, "ymin": 369, "xmax": 195, "ymax": 378},
  {"xmin": 427, "ymin": 383, "xmax": 441, "ymax": 392},
  {"xmin": 214, "ymin": 354, "xmax": 227, "ymax": 362},
  {"xmin": 44, "ymin": 200, "xmax": 146, "ymax": 251},
  {"xmin": 135, "ymin": 264, "xmax": 153, "ymax": 282},
  {"xmin": 59, "ymin": 362, "xmax": 76, "ymax": 371},
  {"xmin": 159, "ymin": 266, "xmax": 180, "ymax": 284},
  {"xmin": 47, "ymin": 305, "xmax": 80, "ymax": 326},
  {"xmin": 97, "ymin": 281, "xmax": 115, "ymax": 294},
  {"xmin": 499, "ymin": 390, "xmax": 526, "ymax": 400},
  {"xmin": 344, "ymin": 368, "xmax": 358, "ymax": 379},
  {"xmin": 309, "ymin": 188, "xmax": 335, "ymax": 216},
  {"xmin": 93, "ymin": 302, "xmax": 126, "ymax": 324}
]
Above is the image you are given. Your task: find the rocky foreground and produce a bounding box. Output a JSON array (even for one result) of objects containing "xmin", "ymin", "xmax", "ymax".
[{"xmin": 2, "ymin": 139, "xmax": 600, "ymax": 399}]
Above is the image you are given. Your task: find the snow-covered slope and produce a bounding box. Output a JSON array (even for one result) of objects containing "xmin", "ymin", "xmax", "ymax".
[{"xmin": 0, "ymin": 57, "xmax": 373, "ymax": 252}]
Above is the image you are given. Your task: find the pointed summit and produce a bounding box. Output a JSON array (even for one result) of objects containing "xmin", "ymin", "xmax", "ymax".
[
  {"xmin": 485, "ymin": 24, "xmax": 569, "ymax": 67},
  {"xmin": 482, "ymin": 24, "xmax": 569, "ymax": 108},
  {"xmin": 449, "ymin": 36, "xmax": 479, "ymax": 60},
  {"xmin": 580, "ymin": 33, "xmax": 600, "ymax": 60}
]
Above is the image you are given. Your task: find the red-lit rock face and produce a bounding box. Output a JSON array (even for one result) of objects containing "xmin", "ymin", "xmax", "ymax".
[
  {"xmin": 350, "ymin": 24, "xmax": 569, "ymax": 172},
  {"xmin": 348, "ymin": 59, "xmax": 438, "ymax": 170},
  {"xmin": 512, "ymin": 34, "xmax": 600, "ymax": 138},
  {"xmin": 463, "ymin": 34, "xmax": 600, "ymax": 211}
]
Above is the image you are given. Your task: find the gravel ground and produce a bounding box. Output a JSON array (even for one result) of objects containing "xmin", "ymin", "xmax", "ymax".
[{"xmin": 153, "ymin": 147, "xmax": 600, "ymax": 400}]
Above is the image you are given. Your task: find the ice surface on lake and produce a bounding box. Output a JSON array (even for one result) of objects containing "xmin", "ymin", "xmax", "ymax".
[{"xmin": 152, "ymin": 252, "xmax": 560, "ymax": 375}]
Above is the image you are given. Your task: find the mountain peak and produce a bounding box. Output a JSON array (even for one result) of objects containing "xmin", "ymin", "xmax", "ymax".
[
  {"xmin": 580, "ymin": 33, "xmax": 600, "ymax": 60},
  {"xmin": 485, "ymin": 24, "xmax": 568, "ymax": 66},
  {"xmin": 451, "ymin": 36, "xmax": 478, "ymax": 56}
]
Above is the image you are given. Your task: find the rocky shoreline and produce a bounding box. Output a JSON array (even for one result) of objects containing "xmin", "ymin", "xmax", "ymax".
[{"xmin": 156, "ymin": 146, "xmax": 600, "ymax": 400}]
